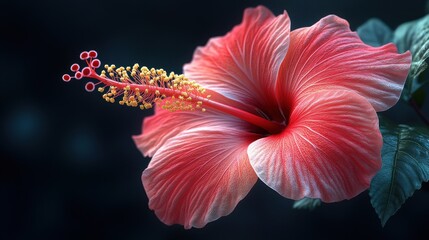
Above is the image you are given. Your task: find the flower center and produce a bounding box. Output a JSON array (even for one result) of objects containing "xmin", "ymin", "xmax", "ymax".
[{"xmin": 62, "ymin": 50, "xmax": 284, "ymax": 134}]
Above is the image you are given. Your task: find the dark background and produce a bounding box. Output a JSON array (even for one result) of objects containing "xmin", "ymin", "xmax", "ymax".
[{"xmin": 1, "ymin": 0, "xmax": 429, "ymax": 239}]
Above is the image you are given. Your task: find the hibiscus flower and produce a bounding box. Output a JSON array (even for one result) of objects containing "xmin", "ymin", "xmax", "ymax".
[{"xmin": 63, "ymin": 6, "xmax": 411, "ymax": 229}]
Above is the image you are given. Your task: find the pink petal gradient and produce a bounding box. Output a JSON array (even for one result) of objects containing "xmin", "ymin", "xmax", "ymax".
[
  {"xmin": 142, "ymin": 127, "xmax": 259, "ymax": 229},
  {"xmin": 248, "ymin": 88, "xmax": 382, "ymax": 202},
  {"xmin": 133, "ymin": 107, "xmax": 254, "ymax": 157},
  {"xmin": 277, "ymin": 15, "xmax": 411, "ymax": 112},
  {"xmin": 184, "ymin": 6, "xmax": 290, "ymax": 113},
  {"xmin": 132, "ymin": 6, "xmax": 413, "ymax": 228}
]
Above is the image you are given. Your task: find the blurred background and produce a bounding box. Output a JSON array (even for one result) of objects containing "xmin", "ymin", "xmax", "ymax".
[{"xmin": 1, "ymin": 0, "xmax": 429, "ymax": 239}]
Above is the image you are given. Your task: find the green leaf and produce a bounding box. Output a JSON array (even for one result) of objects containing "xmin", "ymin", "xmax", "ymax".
[
  {"xmin": 293, "ymin": 198, "xmax": 321, "ymax": 210},
  {"xmin": 370, "ymin": 119, "xmax": 429, "ymax": 226},
  {"xmin": 357, "ymin": 18, "xmax": 393, "ymax": 47},
  {"xmin": 394, "ymin": 15, "xmax": 429, "ymax": 100}
]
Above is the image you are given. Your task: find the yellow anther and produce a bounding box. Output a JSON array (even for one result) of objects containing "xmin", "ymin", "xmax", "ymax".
[
  {"xmin": 144, "ymin": 103, "xmax": 153, "ymax": 109},
  {"xmin": 161, "ymin": 74, "xmax": 168, "ymax": 81},
  {"xmin": 95, "ymin": 61, "xmax": 210, "ymax": 113}
]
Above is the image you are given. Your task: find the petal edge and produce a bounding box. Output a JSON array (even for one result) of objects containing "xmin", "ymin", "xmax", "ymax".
[{"xmin": 277, "ymin": 15, "xmax": 411, "ymax": 112}]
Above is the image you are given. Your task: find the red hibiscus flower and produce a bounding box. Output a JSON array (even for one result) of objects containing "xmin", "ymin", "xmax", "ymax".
[{"xmin": 63, "ymin": 6, "xmax": 411, "ymax": 229}]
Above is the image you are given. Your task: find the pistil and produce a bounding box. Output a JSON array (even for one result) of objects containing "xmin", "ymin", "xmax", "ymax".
[{"xmin": 62, "ymin": 50, "xmax": 284, "ymax": 134}]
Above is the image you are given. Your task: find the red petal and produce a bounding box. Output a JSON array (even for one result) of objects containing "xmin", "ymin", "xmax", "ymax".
[
  {"xmin": 248, "ymin": 88, "xmax": 382, "ymax": 202},
  {"xmin": 184, "ymin": 6, "xmax": 290, "ymax": 111},
  {"xmin": 142, "ymin": 127, "xmax": 258, "ymax": 228},
  {"xmin": 133, "ymin": 107, "xmax": 251, "ymax": 157},
  {"xmin": 277, "ymin": 15, "xmax": 411, "ymax": 112}
]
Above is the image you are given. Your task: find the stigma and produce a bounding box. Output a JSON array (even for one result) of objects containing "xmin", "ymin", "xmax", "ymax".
[{"xmin": 62, "ymin": 50, "xmax": 207, "ymax": 112}]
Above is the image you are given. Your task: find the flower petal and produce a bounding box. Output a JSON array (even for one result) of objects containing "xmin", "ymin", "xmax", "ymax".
[
  {"xmin": 133, "ymin": 108, "xmax": 253, "ymax": 157},
  {"xmin": 142, "ymin": 127, "xmax": 258, "ymax": 228},
  {"xmin": 277, "ymin": 15, "xmax": 411, "ymax": 112},
  {"xmin": 248, "ymin": 88, "xmax": 382, "ymax": 202},
  {"xmin": 184, "ymin": 6, "xmax": 290, "ymax": 110}
]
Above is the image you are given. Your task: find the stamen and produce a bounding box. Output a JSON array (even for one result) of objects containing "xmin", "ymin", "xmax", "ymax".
[
  {"xmin": 62, "ymin": 50, "xmax": 284, "ymax": 134},
  {"xmin": 62, "ymin": 50, "xmax": 207, "ymax": 112}
]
